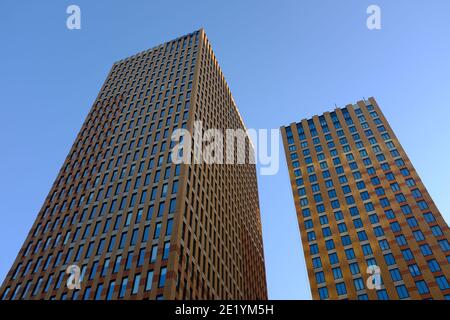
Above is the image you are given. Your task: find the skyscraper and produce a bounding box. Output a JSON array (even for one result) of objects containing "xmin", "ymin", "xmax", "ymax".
[
  {"xmin": 0, "ymin": 29, "xmax": 267, "ymax": 300},
  {"xmin": 281, "ymin": 97, "xmax": 449, "ymax": 300}
]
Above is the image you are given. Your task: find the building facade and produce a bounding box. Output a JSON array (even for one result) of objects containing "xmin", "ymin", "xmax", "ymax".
[
  {"xmin": 281, "ymin": 97, "xmax": 449, "ymax": 300},
  {"xmin": 0, "ymin": 29, "xmax": 267, "ymax": 300}
]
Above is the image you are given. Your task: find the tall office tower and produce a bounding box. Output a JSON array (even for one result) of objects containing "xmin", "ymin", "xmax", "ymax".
[
  {"xmin": 1, "ymin": 29, "xmax": 267, "ymax": 300},
  {"xmin": 281, "ymin": 97, "xmax": 449, "ymax": 300}
]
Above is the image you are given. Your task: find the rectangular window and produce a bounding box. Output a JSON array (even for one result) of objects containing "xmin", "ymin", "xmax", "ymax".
[
  {"xmin": 145, "ymin": 270, "xmax": 154, "ymax": 291},
  {"xmin": 119, "ymin": 277, "xmax": 128, "ymax": 298},
  {"xmin": 94, "ymin": 283, "xmax": 103, "ymax": 300},
  {"xmin": 163, "ymin": 241, "xmax": 170, "ymax": 260},
  {"xmin": 106, "ymin": 281, "xmax": 115, "ymax": 300},
  {"xmin": 132, "ymin": 274, "xmax": 141, "ymax": 295},
  {"xmin": 158, "ymin": 267, "xmax": 167, "ymax": 288}
]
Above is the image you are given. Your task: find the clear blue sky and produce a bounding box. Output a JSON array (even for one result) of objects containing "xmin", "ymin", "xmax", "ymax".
[{"xmin": 1, "ymin": 0, "xmax": 449, "ymax": 299}]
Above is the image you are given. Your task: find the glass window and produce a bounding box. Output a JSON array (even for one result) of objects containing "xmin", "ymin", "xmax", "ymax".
[
  {"xmin": 353, "ymin": 278, "xmax": 364, "ymax": 291},
  {"xmin": 396, "ymin": 285, "xmax": 409, "ymax": 299},
  {"xmin": 132, "ymin": 274, "xmax": 141, "ymax": 295},
  {"xmin": 106, "ymin": 281, "xmax": 115, "ymax": 300},
  {"xmin": 390, "ymin": 268, "xmax": 402, "ymax": 282},
  {"xmin": 119, "ymin": 277, "xmax": 128, "ymax": 298},
  {"xmin": 415, "ymin": 280, "xmax": 429, "ymax": 295},
  {"xmin": 436, "ymin": 276, "xmax": 450, "ymax": 290},
  {"xmin": 349, "ymin": 262, "xmax": 360, "ymax": 275},
  {"xmin": 315, "ymin": 271, "xmax": 325, "ymax": 284},
  {"xmin": 318, "ymin": 287, "xmax": 328, "ymax": 300},
  {"xmin": 336, "ymin": 282, "xmax": 347, "ymax": 295},
  {"xmin": 158, "ymin": 267, "xmax": 167, "ymax": 288},
  {"xmin": 145, "ymin": 270, "xmax": 154, "ymax": 291},
  {"xmin": 94, "ymin": 283, "xmax": 103, "ymax": 300}
]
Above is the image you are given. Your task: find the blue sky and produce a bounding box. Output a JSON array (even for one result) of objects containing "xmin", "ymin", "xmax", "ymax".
[{"xmin": 1, "ymin": 0, "xmax": 449, "ymax": 299}]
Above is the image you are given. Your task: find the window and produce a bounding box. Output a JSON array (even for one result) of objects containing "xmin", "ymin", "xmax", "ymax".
[
  {"xmin": 146, "ymin": 270, "xmax": 154, "ymax": 291},
  {"xmin": 312, "ymin": 257, "xmax": 322, "ymax": 269},
  {"xmin": 375, "ymin": 227, "xmax": 385, "ymax": 238},
  {"xmin": 132, "ymin": 274, "xmax": 141, "ymax": 295},
  {"xmin": 435, "ymin": 276, "xmax": 450, "ymax": 290},
  {"xmin": 413, "ymin": 230, "xmax": 425, "ymax": 242},
  {"xmin": 396, "ymin": 235, "xmax": 407, "ymax": 246},
  {"xmin": 310, "ymin": 244, "xmax": 319, "ymax": 255},
  {"xmin": 130, "ymin": 228, "xmax": 138, "ymax": 246},
  {"xmin": 101, "ymin": 258, "xmax": 110, "ymax": 277},
  {"xmin": 125, "ymin": 252, "xmax": 133, "ymax": 270},
  {"xmin": 390, "ymin": 268, "xmax": 402, "ymax": 282},
  {"xmin": 166, "ymin": 219, "xmax": 173, "ymax": 236},
  {"xmin": 390, "ymin": 222, "xmax": 401, "ymax": 233},
  {"xmin": 150, "ymin": 245, "xmax": 158, "ymax": 263},
  {"xmin": 384, "ymin": 253, "xmax": 396, "ymax": 266},
  {"xmin": 401, "ymin": 205, "xmax": 412, "ymax": 215},
  {"xmin": 89, "ymin": 262, "xmax": 98, "ymax": 280},
  {"xmin": 329, "ymin": 252, "xmax": 339, "ymax": 265},
  {"xmin": 354, "ymin": 219, "xmax": 363, "ymax": 229},
  {"xmin": 431, "ymin": 225, "xmax": 443, "ymax": 236},
  {"xmin": 384, "ymin": 209, "xmax": 395, "ymax": 219},
  {"xmin": 106, "ymin": 281, "xmax": 115, "ymax": 300},
  {"xmin": 380, "ymin": 197, "xmax": 390, "ymax": 208},
  {"xmin": 32, "ymin": 277, "xmax": 43, "ymax": 296},
  {"xmin": 362, "ymin": 244, "xmax": 373, "ymax": 256},
  {"xmin": 335, "ymin": 222, "xmax": 347, "ymax": 235},
  {"xmin": 315, "ymin": 271, "xmax": 325, "ymax": 284},
  {"xmin": 158, "ymin": 267, "xmax": 167, "ymax": 288},
  {"xmin": 332, "ymin": 267, "xmax": 343, "ymax": 280},
  {"xmin": 345, "ymin": 248, "xmax": 355, "ymax": 260},
  {"xmin": 119, "ymin": 277, "xmax": 128, "ymax": 298},
  {"xmin": 366, "ymin": 257, "xmax": 377, "ymax": 266},
  {"xmin": 113, "ymin": 255, "xmax": 122, "ymax": 273},
  {"xmin": 423, "ymin": 212, "xmax": 435, "ymax": 223},
  {"xmin": 353, "ymin": 278, "xmax": 364, "ymax": 291},
  {"xmin": 322, "ymin": 227, "xmax": 332, "ymax": 238},
  {"xmin": 377, "ymin": 289, "xmax": 389, "ymax": 300},
  {"xmin": 108, "ymin": 236, "xmax": 116, "ymax": 253},
  {"xmin": 420, "ymin": 244, "xmax": 432, "ymax": 257},
  {"xmin": 318, "ymin": 287, "xmax": 328, "ymax": 300},
  {"xmin": 119, "ymin": 232, "xmax": 127, "ymax": 249},
  {"xmin": 396, "ymin": 285, "xmax": 409, "ymax": 299},
  {"xmin": 341, "ymin": 235, "xmax": 351, "ymax": 246},
  {"xmin": 163, "ymin": 241, "xmax": 170, "ymax": 260},
  {"xmin": 357, "ymin": 230, "xmax": 368, "ymax": 241},
  {"xmin": 83, "ymin": 286, "xmax": 91, "ymax": 300},
  {"xmin": 369, "ymin": 214, "xmax": 379, "ymax": 224},
  {"xmin": 375, "ymin": 187, "xmax": 385, "ymax": 196},
  {"xmin": 154, "ymin": 223, "xmax": 162, "ymax": 239},
  {"xmin": 402, "ymin": 249, "xmax": 414, "ymax": 261},
  {"xmin": 336, "ymin": 283, "xmax": 347, "ymax": 295},
  {"xmin": 94, "ymin": 283, "xmax": 103, "ymax": 300},
  {"xmin": 427, "ymin": 259, "xmax": 441, "ymax": 273},
  {"xmin": 349, "ymin": 262, "xmax": 360, "ymax": 275},
  {"xmin": 307, "ymin": 231, "xmax": 316, "ymax": 242},
  {"xmin": 438, "ymin": 239, "xmax": 450, "ymax": 252},
  {"xmin": 415, "ymin": 280, "xmax": 430, "ymax": 295}
]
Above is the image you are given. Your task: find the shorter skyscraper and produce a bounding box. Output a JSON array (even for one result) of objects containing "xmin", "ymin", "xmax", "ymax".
[{"xmin": 281, "ymin": 97, "xmax": 449, "ymax": 300}]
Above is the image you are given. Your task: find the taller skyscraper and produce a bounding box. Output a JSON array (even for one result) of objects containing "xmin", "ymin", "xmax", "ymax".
[
  {"xmin": 281, "ymin": 97, "xmax": 449, "ymax": 300},
  {"xmin": 1, "ymin": 29, "xmax": 267, "ymax": 300}
]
